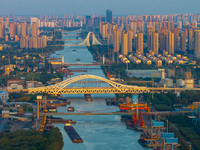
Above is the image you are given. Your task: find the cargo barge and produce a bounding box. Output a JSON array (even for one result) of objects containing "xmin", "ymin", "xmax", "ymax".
[
  {"xmin": 47, "ymin": 116, "xmax": 76, "ymax": 124},
  {"xmin": 50, "ymin": 119, "xmax": 76, "ymax": 124},
  {"xmin": 47, "ymin": 101, "xmax": 70, "ymax": 107},
  {"xmin": 64, "ymin": 124, "xmax": 83, "ymax": 143}
]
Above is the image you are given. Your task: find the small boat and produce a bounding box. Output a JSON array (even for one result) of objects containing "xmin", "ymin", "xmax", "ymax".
[
  {"xmin": 72, "ymin": 49, "xmax": 76, "ymax": 51},
  {"xmin": 46, "ymin": 124, "xmax": 54, "ymax": 130},
  {"xmin": 138, "ymin": 139, "xmax": 149, "ymax": 147},
  {"xmin": 67, "ymin": 106, "xmax": 74, "ymax": 112},
  {"xmin": 84, "ymin": 94, "xmax": 92, "ymax": 101},
  {"xmin": 76, "ymin": 58, "xmax": 80, "ymax": 61},
  {"xmin": 48, "ymin": 106, "xmax": 57, "ymax": 112},
  {"xmin": 64, "ymin": 123, "xmax": 83, "ymax": 143},
  {"xmin": 56, "ymin": 54, "xmax": 60, "ymax": 55}
]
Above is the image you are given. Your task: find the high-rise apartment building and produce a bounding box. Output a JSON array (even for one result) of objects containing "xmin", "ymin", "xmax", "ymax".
[
  {"xmin": 0, "ymin": 17, "xmax": 3, "ymax": 23},
  {"xmin": 152, "ymin": 32, "xmax": 159, "ymax": 54},
  {"xmin": 121, "ymin": 31, "xmax": 128, "ymax": 55},
  {"xmin": 20, "ymin": 35, "xmax": 47, "ymax": 49},
  {"xmin": 167, "ymin": 21, "xmax": 174, "ymax": 31},
  {"xmin": 194, "ymin": 29, "xmax": 200, "ymax": 58},
  {"xmin": 180, "ymin": 31, "xmax": 186, "ymax": 52},
  {"xmin": 10, "ymin": 22, "xmax": 16, "ymax": 39},
  {"xmin": 32, "ymin": 36, "xmax": 38, "ymax": 48},
  {"xmin": 30, "ymin": 17, "xmax": 40, "ymax": 27},
  {"xmin": 147, "ymin": 27, "xmax": 153, "ymax": 51},
  {"xmin": 16, "ymin": 23, "xmax": 21, "ymax": 35},
  {"xmin": 94, "ymin": 17, "xmax": 100, "ymax": 27},
  {"xmin": 42, "ymin": 35, "xmax": 47, "ymax": 48},
  {"xmin": 5, "ymin": 17, "xmax": 9, "ymax": 28},
  {"xmin": 112, "ymin": 23, "xmax": 117, "ymax": 31},
  {"xmin": 137, "ymin": 20, "xmax": 144, "ymax": 32},
  {"xmin": 20, "ymin": 36, "xmax": 26, "ymax": 48},
  {"xmin": 106, "ymin": 10, "xmax": 112, "ymax": 24},
  {"xmin": 86, "ymin": 16, "xmax": 92, "ymax": 27},
  {"xmin": 159, "ymin": 28, "xmax": 167, "ymax": 52},
  {"xmin": 29, "ymin": 37, "xmax": 33, "ymax": 48},
  {"xmin": 128, "ymin": 30, "xmax": 133, "ymax": 53},
  {"xmin": 100, "ymin": 22, "xmax": 108, "ymax": 39},
  {"xmin": 129, "ymin": 21, "xmax": 137, "ymax": 34},
  {"xmin": 21, "ymin": 22, "xmax": 27, "ymax": 37},
  {"xmin": 0, "ymin": 22, "xmax": 5, "ymax": 39},
  {"xmin": 188, "ymin": 29, "xmax": 193, "ymax": 50},
  {"xmin": 37, "ymin": 37, "xmax": 42, "ymax": 48},
  {"xmin": 31, "ymin": 22, "xmax": 38, "ymax": 37},
  {"xmin": 113, "ymin": 29, "xmax": 120, "ymax": 53},
  {"xmin": 25, "ymin": 36, "xmax": 29, "ymax": 49},
  {"xmin": 174, "ymin": 28, "xmax": 179, "ymax": 51},
  {"xmin": 167, "ymin": 31, "xmax": 174, "ymax": 54},
  {"xmin": 137, "ymin": 32, "xmax": 144, "ymax": 54}
]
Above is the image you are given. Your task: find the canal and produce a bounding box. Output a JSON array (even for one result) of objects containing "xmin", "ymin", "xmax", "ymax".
[{"xmin": 51, "ymin": 31, "xmax": 151, "ymax": 150}]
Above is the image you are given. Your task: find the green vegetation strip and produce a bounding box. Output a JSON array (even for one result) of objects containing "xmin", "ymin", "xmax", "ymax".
[
  {"xmin": 167, "ymin": 115, "xmax": 200, "ymax": 150},
  {"xmin": 0, "ymin": 127, "xmax": 64, "ymax": 150}
]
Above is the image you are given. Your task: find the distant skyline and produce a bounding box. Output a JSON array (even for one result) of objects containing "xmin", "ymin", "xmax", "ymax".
[{"xmin": 1, "ymin": 0, "xmax": 200, "ymax": 16}]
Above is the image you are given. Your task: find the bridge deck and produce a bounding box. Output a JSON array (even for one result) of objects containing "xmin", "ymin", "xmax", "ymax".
[
  {"xmin": 7, "ymin": 87, "xmax": 200, "ymax": 94},
  {"xmin": 49, "ymin": 61, "xmax": 101, "ymax": 66},
  {"xmin": 55, "ymin": 39, "xmax": 82, "ymax": 41},
  {"xmin": 49, "ymin": 44, "xmax": 83, "ymax": 46},
  {"xmin": 43, "ymin": 111, "xmax": 192, "ymax": 116}
]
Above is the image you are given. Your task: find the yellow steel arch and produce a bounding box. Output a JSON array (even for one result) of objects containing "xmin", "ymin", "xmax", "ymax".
[{"xmin": 28, "ymin": 74, "xmax": 150, "ymax": 94}]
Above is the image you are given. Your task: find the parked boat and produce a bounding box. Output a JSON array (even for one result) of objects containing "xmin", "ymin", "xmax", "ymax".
[
  {"xmin": 67, "ymin": 106, "xmax": 75, "ymax": 112},
  {"xmin": 48, "ymin": 106, "xmax": 57, "ymax": 112},
  {"xmin": 64, "ymin": 123, "xmax": 83, "ymax": 143},
  {"xmin": 84, "ymin": 94, "xmax": 92, "ymax": 101},
  {"xmin": 138, "ymin": 139, "xmax": 149, "ymax": 147}
]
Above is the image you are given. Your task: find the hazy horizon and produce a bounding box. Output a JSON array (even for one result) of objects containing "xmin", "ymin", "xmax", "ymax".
[{"xmin": 1, "ymin": 0, "xmax": 200, "ymax": 16}]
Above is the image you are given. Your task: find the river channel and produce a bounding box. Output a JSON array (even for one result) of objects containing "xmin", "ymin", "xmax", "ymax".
[{"xmin": 51, "ymin": 31, "xmax": 151, "ymax": 150}]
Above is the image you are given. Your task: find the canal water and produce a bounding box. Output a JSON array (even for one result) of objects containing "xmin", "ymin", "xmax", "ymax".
[{"xmin": 51, "ymin": 31, "xmax": 151, "ymax": 150}]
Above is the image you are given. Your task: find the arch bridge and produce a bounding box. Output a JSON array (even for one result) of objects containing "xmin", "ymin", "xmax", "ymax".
[
  {"xmin": 52, "ymin": 32, "xmax": 102, "ymax": 47},
  {"xmin": 28, "ymin": 75, "xmax": 149, "ymax": 95},
  {"xmin": 79, "ymin": 32, "xmax": 102, "ymax": 46}
]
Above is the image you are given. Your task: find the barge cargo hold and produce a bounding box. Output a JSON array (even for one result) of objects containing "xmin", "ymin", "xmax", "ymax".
[
  {"xmin": 47, "ymin": 101, "xmax": 70, "ymax": 107},
  {"xmin": 64, "ymin": 124, "xmax": 83, "ymax": 143},
  {"xmin": 50, "ymin": 119, "xmax": 76, "ymax": 124}
]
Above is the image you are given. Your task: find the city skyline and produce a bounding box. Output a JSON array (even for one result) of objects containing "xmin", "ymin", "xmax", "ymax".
[{"xmin": 1, "ymin": 0, "xmax": 200, "ymax": 16}]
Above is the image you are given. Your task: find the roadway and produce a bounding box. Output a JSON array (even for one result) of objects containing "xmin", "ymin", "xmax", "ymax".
[
  {"xmin": 62, "ymin": 34, "xmax": 79, "ymax": 36},
  {"xmin": 48, "ymin": 61, "xmax": 101, "ymax": 66},
  {"xmin": 42, "ymin": 111, "xmax": 192, "ymax": 116},
  {"xmin": 7, "ymin": 87, "xmax": 200, "ymax": 94},
  {"xmin": 55, "ymin": 39, "xmax": 83, "ymax": 41},
  {"xmin": 49, "ymin": 45, "xmax": 84, "ymax": 47}
]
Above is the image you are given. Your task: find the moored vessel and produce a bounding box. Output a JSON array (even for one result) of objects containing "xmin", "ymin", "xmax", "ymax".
[
  {"xmin": 67, "ymin": 106, "xmax": 75, "ymax": 112},
  {"xmin": 64, "ymin": 123, "xmax": 83, "ymax": 143}
]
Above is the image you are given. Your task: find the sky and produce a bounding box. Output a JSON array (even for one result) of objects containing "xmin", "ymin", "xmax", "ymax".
[{"xmin": 0, "ymin": 0, "xmax": 200, "ymax": 16}]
